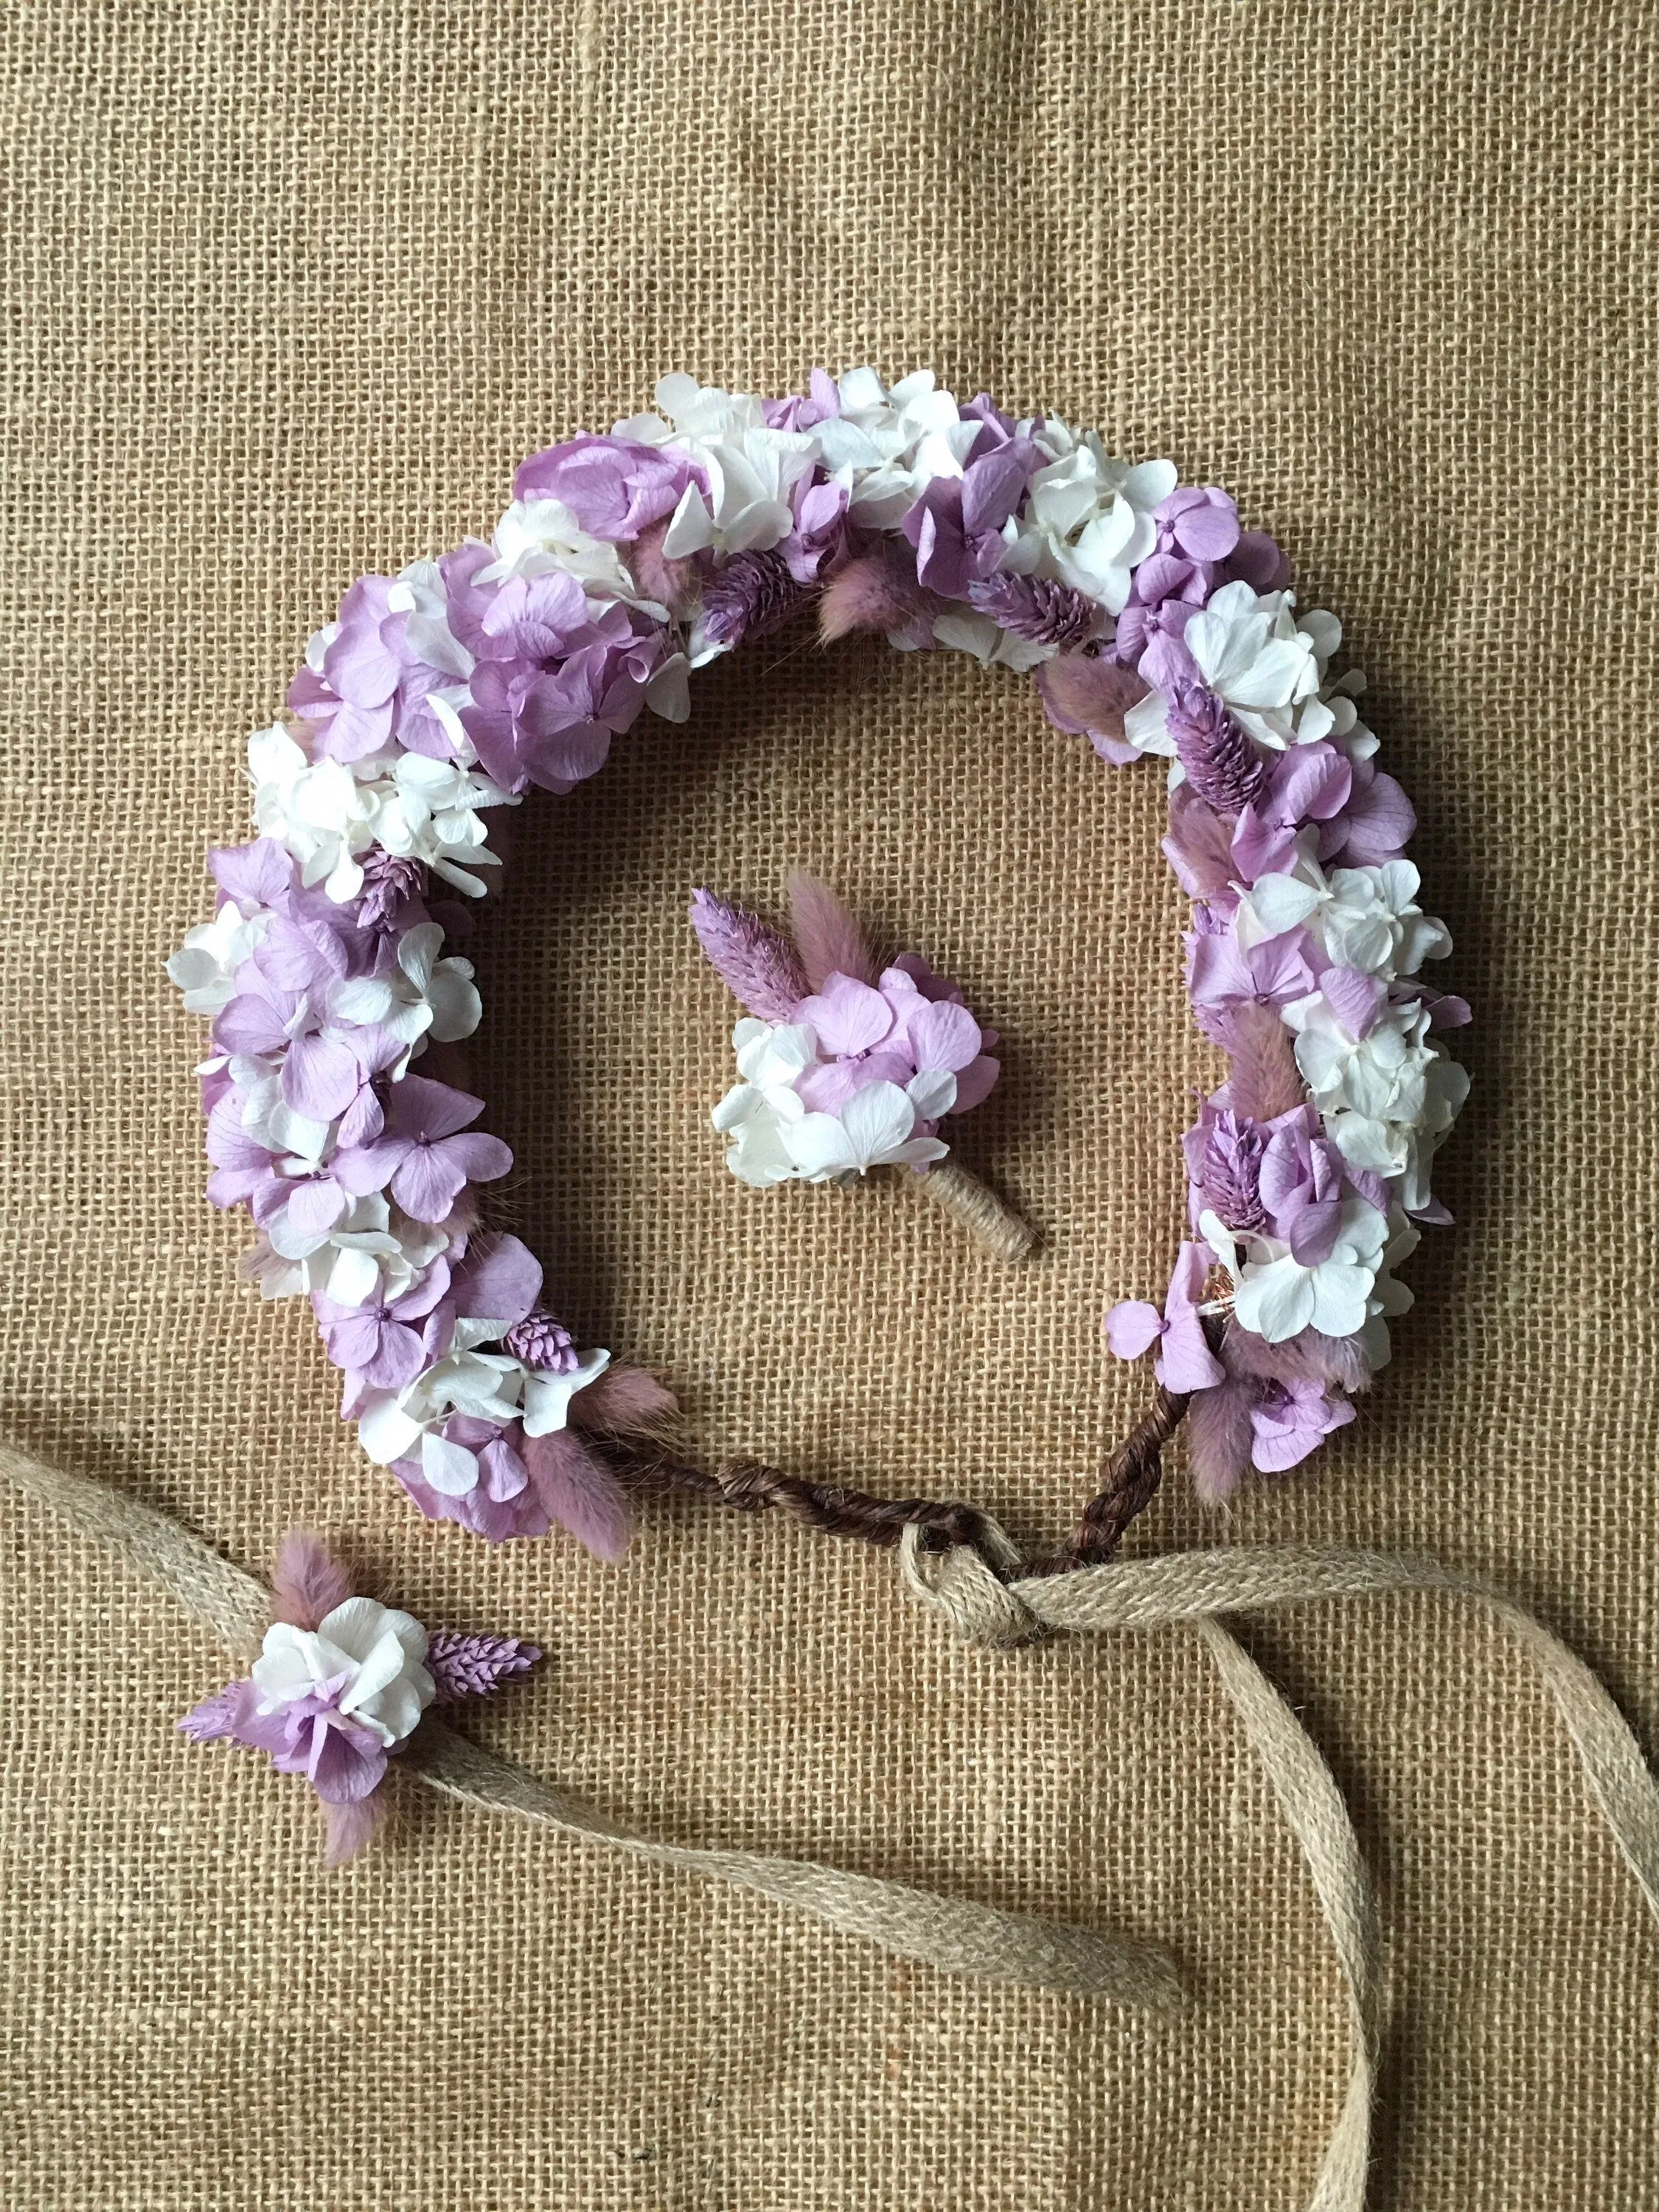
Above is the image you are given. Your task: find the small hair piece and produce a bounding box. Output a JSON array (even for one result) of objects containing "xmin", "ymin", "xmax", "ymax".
[
  {"xmin": 691, "ymin": 874, "xmax": 1033, "ymax": 1260},
  {"xmin": 179, "ymin": 1532, "xmax": 540, "ymax": 1866}
]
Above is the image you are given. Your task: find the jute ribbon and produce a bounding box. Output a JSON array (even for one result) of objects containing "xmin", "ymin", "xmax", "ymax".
[
  {"xmin": 0, "ymin": 1442, "xmax": 1176, "ymax": 2004},
  {"xmin": 900, "ymin": 1525, "xmax": 1659, "ymax": 2211},
  {"xmin": 10, "ymin": 1438, "xmax": 1655, "ymax": 2202}
]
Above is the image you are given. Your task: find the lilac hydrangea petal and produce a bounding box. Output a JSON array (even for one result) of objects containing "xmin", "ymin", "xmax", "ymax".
[
  {"xmin": 384, "ymin": 1074, "xmax": 484, "ymax": 1142},
  {"xmin": 796, "ymin": 975, "xmax": 892, "ymax": 1057},
  {"xmin": 212, "ymin": 992, "xmax": 289, "ymax": 1057},
  {"xmin": 284, "ymin": 1178, "xmax": 349, "ymax": 1242},
  {"xmin": 949, "ymin": 1054, "xmax": 1001, "ymax": 1113},
  {"xmin": 908, "ymin": 1000, "xmax": 982, "ymax": 1076},
  {"xmin": 332, "ymin": 1137, "xmax": 403, "ymax": 1197},
  {"xmin": 1106, "ymin": 1301, "xmax": 1164, "ymax": 1359},
  {"xmin": 390, "ymin": 1144, "xmax": 468, "ymax": 1224},
  {"xmin": 1321, "ymin": 967, "xmax": 1384, "ymax": 1038},
  {"xmin": 209, "ymin": 838, "xmax": 294, "ymax": 909},
  {"xmin": 453, "ymin": 1231, "xmax": 542, "ymax": 1329},
  {"xmin": 478, "ymin": 1436, "xmax": 530, "ymax": 1501},
  {"xmin": 282, "ymin": 1034, "xmax": 363, "ymax": 1121},
  {"xmin": 1169, "ymin": 491, "xmax": 1241, "ymax": 562},
  {"xmin": 1338, "ymin": 769, "xmax": 1417, "ymax": 865},
  {"xmin": 438, "ymin": 1132, "xmax": 514, "ymax": 1186},
  {"xmin": 306, "ymin": 1718, "xmax": 389, "ymax": 1804}
]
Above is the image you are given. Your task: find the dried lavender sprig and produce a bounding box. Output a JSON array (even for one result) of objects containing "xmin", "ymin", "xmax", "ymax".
[
  {"xmin": 966, "ymin": 572, "xmax": 1101, "ymax": 649},
  {"xmin": 689, "ymin": 888, "xmax": 809, "ymax": 1023}
]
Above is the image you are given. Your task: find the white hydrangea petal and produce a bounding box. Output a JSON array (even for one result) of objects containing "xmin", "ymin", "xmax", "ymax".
[
  {"xmin": 1234, "ymin": 1256, "xmax": 1316, "ymax": 1343},
  {"xmin": 358, "ymin": 1394, "xmax": 425, "ymax": 1466},
  {"xmin": 906, "ymin": 1068, "xmax": 958, "ymax": 1121},
  {"xmin": 420, "ymin": 1429, "xmax": 481, "ymax": 1496},
  {"xmin": 318, "ymin": 1597, "xmax": 393, "ymax": 1665},
  {"xmin": 783, "ymin": 1112, "xmax": 857, "ymax": 1181}
]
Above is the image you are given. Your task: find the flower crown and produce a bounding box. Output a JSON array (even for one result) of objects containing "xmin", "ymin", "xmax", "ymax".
[{"xmin": 168, "ymin": 366, "xmax": 1467, "ymax": 1562}]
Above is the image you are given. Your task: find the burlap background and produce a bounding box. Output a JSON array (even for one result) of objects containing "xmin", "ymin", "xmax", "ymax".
[{"xmin": 3, "ymin": 3, "xmax": 1655, "ymax": 2205}]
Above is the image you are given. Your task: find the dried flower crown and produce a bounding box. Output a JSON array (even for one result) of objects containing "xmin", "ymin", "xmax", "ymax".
[{"xmin": 169, "ymin": 366, "xmax": 1467, "ymax": 1560}]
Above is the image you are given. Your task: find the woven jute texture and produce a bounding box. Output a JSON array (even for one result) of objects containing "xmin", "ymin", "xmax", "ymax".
[{"xmin": 3, "ymin": 4, "xmax": 1656, "ymax": 2205}]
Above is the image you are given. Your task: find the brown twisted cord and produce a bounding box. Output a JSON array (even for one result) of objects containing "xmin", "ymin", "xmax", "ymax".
[
  {"xmin": 1023, "ymin": 1387, "xmax": 1192, "ymax": 1576},
  {"xmin": 600, "ymin": 1385, "xmax": 1192, "ymax": 1578},
  {"xmin": 608, "ymin": 1447, "xmax": 1002, "ymax": 1556}
]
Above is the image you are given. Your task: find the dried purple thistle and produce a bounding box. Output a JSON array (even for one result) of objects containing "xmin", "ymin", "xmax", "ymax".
[
  {"xmin": 357, "ymin": 849, "xmax": 429, "ymax": 930},
  {"xmin": 700, "ymin": 549, "xmax": 808, "ymax": 650},
  {"xmin": 966, "ymin": 572, "xmax": 1100, "ymax": 649},
  {"xmin": 1199, "ymin": 1110, "xmax": 1269, "ymax": 1234},
  {"xmin": 1166, "ymin": 683, "xmax": 1267, "ymax": 816},
  {"xmin": 689, "ymin": 888, "xmax": 810, "ymax": 1022},
  {"xmin": 426, "ymin": 1630, "xmax": 543, "ymax": 1704},
  {"xmin": 501, "ymin": 1310, "xmax": 580, "ymax": 1374}
]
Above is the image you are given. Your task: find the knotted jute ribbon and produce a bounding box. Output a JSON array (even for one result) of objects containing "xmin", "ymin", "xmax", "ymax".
[
  {"xmin": 0, "ymin": 1442, "xmax": 1175, "ymax": 2004},
  {"xmin": 901, "ymin": 1523, "xmax": 1659, "ymax": 2212}
]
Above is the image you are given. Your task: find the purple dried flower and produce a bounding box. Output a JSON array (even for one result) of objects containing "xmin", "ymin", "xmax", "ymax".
[
  {"xmin": 966, "ymin": 572, "xmax": 1100, "ymax": 649},
  {"xmin": 1166, "ymin": 683, "xmax": 1267, "ymax": 816},
  {"xmin": 426, "ymin": 1629, "xmax": 543, "ymax": 1704},
  {"xmin": 501, "ymin": 1310, "xmax": 580, "ymax": 1374},
  {"xmin": 689, "ymin": 888, "xmax": 810, "ymax": 1022},
  {"xmin": 700, "ymin": 549, "xmax": 807, "ymax": 650},
  {"xmin": 356, "ymin": 850, "xmax": 430, "ymax": 931},
  {"xmin": 1193, "ymin": 1107, "xmax": 1269, "ymax": 1233},
  {"xmin": 178, "ymin": 1684, "xmax": 246, "ymax": 1743}
]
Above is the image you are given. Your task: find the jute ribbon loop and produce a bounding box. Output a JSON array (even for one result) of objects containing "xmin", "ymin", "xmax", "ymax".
[
  {"xmin": 0, "ymin": 1443, "xmax": 1178, "ymax": 2006},
  {"xmin": 901, "ymin": 1522, "xmax": 1659, "ymax": 2212}
]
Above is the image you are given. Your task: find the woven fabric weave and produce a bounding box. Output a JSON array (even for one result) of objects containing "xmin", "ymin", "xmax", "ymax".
[{"xmin": 3, "ymin": 4, "xmax": 1656, "ymax": 2205}]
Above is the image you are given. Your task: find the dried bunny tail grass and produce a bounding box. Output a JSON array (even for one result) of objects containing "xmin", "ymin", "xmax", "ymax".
[
  {"xmin": 1034, "ymin": 649, "xmax": 1148, "ymax": 748},
  {"xmin": 627, "ymin": 515, "xmax": 701, "ymax": 617},
  {"xmin": 271, "ymin": 1529, "xmax": 354, "ymax": 1631},
  {"xmin": 321, "ymin": 1792, "xmax": 384, "ymax": 1869},
  {"xmin": 1225, "ymin": 1321, "xmax": 1374, "ymax": 1394},
  {"xmin": 522, "ymin": 1427, "xmax": 633, "ymax": 1562},
  {"xmin": 786, "ymin": 869, "xmax": 877, "ymax": 989},
  {"xmin": 817, "ymin": 541, "xmax": 939, "ymax": 643},
  {"xmin": 568, "ymin": 1363, "xmax": 681, "ymax": 1440},
  {"xmin": 1185, "ymin": 1367, "xmax": 1257, "ymax": 1504},
  {"xmin": 1222, "ymin": 999, "xmax": 1307, "ymax": 1121}
]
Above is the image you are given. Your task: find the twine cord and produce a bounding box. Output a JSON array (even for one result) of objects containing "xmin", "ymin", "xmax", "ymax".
[
  {"xmin": 908, "ymin": 1157, "xmax": 1038, "ymax": 1261},
  {"xmin": 602, "ymin": 1380, "xmax": 1193, "ymax": 1566},
  {"xmin": 0, "ymin": 1441, "xmax": 1174, "ymax": 2006},
  {"xmin": 10, "ymin": 1436, "xmax": 1658, "ymax": 2212},
  {"xmin": 900, "ymin": 1523, "xmax": 1659, "ymax": 2212}
]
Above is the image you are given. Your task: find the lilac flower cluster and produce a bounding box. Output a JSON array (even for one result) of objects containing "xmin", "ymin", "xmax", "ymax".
[
  {"xmin": 172, "ymin": 367, "xmax": 1466, "ymax": 1528},
  {"xmin": 180, "ymin": 1531, "xmax": 539, "ymax": 1865}
]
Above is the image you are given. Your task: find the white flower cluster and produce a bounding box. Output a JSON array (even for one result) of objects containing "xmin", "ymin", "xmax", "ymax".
[
  {"xmin": 607, "ymin": 369, "xmax": 1193, "ymax": 674},
  {"xmin": 253, "ymin": 1598, "xmax": 434, "ymax": 1749},
  {"xmin": 248, "ymin": 720, "xmax": 514, "ymax": 903},
  {"xmin": 712, "ymin": 1020, "xmax": 953, "ymax": 1186},
  {"xmin": 1124, "ymin": 579, "xmax": 1360, "ymax": 764},
  {"xmin": 356, "ymin": 1332, "xmax": 611, "ymax": 1494}
]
